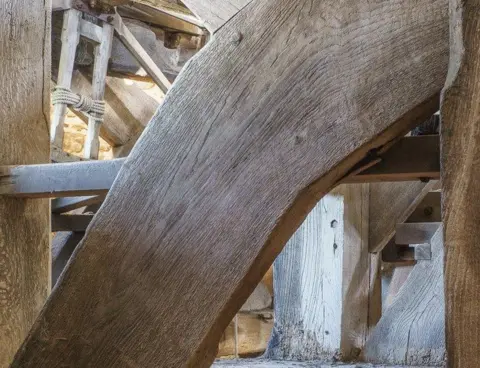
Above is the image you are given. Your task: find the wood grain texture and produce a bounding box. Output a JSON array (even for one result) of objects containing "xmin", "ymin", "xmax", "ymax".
[
  {"xmin": 369, "ymin": 181, "xmax": 438, "ymax": 253},
  {"xmin": 182, "ymin": 0, "xmax": 251, "ymax": 33},
  {"xmin": 440, "ymin": 0, "xmax": 480, "ymax": 365},
  {"xmin": 344, "ymin": 136, "xmax": 440, "ymax": 183},
  {"xmin": 12, "ymin": 1, "xmax": 448, "ymax": 367},
  {"xmin": 52, "ymin": 196, "xmax": 104, "ymax": 213},
  {"xmin": 364, "ymin": 228, "xmax": 445, "ymax": 366},
  {"xmin": 52, "ymin": 232, "xmax": 84, "ymax": 286},
  {"xmin": 213, "ymin": 360, "xmax": 443, "ymax": 368},
  {"xmin": 265, "ymin": 185, "xmax": 377, "ymax": 362},
  {"xmin": 0, "ymin": 159, "xmax": 124, "ymax": 198},
  {"xmin": 0, "ymin": 0, "xmax": 51, "ymax": 365}
]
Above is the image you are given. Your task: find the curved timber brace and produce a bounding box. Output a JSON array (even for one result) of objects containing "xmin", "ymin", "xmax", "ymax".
[{"xmin": 51, "ymin": 1, "xmax": 171, "ymax": 159}]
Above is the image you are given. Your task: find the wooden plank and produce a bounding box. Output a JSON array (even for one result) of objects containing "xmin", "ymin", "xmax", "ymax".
[
  {"xmin": 119, "ymin": 3, "xmax": 206, "ymax": 35},
  {"xmin": 0, "ymin": 159, "xmax": 124, "ymax": 198},
  {"xmin": 79, "ymin": 18, "xmax": 103, "ymax": 44},
  {"xmin": 365, "ymin": 228, "xmax": 445, "ymax": 365},
  {"xmin": 52, "ymin": 214, "xmax": 94, "ymax": 232},
  {"xmin": 0, "ymin": 0, "xmax": 51, "ymax": 365},
  {"xmin": 395, "ymin": 222, "xmax": 441, "ymax": 245},
  {"xmin": 213, "ymin": 360, "xmax": 443, "ymax": 368},
  {"xmin": 113, "ymin": 14, "xmax": 172, "ymax": 94},
  {"xmin": 52, "ymin": 195, "xmax": 104, "ymax": 213},
  {"xmin": 344, "ymin": 136, "xmax": 439, "ymax": 183},
  {"xmin": 407, "ymin": 191, "xmax": 441, "ymax": 223},
  {"xmin": 84, "ymin": 22, "xmax": 115, "ymax": 159},
  {"xmin": 441, "ymin": 0, "xmax": 480, "ymax": 365},
  {"xmin": 52, "ymin": 0, "xmax": 73, "ymax": 11},
  {"xmin": 181, "ymin": 0, "xmax": 252, "ymax": 33},
  {"xmin": 384, "ymin": 265, "xmax": 414, "ymax": 309},
  {"xmin": 11, "ymin": 1, "xmax": 448, "ymax": 367},
  {"xmin": 369, "ymin": 181, "xmax": 438, "ymax": 253},
  {"xmin": 264, "ymin": 184, "xmax": 378, "ymax": 361},
  {"xmin": 52, "ymin": 232, "xmax": 84, "ymax": 286},
  {"xmin": 51, "ymin": 9, "xmax": 81, "ymax": 148}
]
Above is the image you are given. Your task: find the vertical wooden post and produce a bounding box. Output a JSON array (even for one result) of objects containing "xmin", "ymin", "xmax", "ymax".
[
  {"xmin": 0, "ymin": 0, "xmax": 51, "ymax": 365},
  {"xmin": 51, "ymin": 9, "xmax": 81, "ymax": 148},
  {"xmin": 441, "ymin": 0, "xmax": 480, "ymax": 366},
  {"xmin": 265, "ymin": 184, "xmax": 380, "ymax": 362},
  {"xmin": 84, "ymin": 22, "xmax": 114, "ymax": 159}
]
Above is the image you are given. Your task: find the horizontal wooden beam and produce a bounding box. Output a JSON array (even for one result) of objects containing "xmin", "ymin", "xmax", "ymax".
[
  {"xmin": 212, "ymin": 360, "xmax": 443, "ymax": 367},
  {"xmin": 0, "ymin": 159, "xmax": 124, "ymax": 198},
  {"xmin": 344, "ymin": 135, "xmax": 439, "ymax": 183},
  {"xmin": 5, "ymin": 137, "xmax": 441, "ymax": 199},
  {"xmin": 396, "ymin": 222, "xmax": 441, "ymax": 245},
  {"xmin": 52, "ymin": 214, "xmax": 94, "ymax": 232}
]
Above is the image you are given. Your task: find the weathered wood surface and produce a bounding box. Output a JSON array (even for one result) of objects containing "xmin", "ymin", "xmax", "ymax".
[
  {"xmin": 52, "ymin": 195, "xmax": 104, "ymax": 213},
  {"xmin": 51, "ymin": 9, "xmax": 81, "ymax": 148},
  {"xmin": 11, "ymin": 1, "xmax": 448, "ymax": 367},
  {"xmin": 52, "ymin": 214, "xmax": 94, "ymax": 232},
  {"xmin": 52, "ymin": 232, "xmax": 85, "ymax": 286},
  {"xmin": 181, "ymin": 0, "xmax": 251, "ymax": 33},
  {"xmin": 0, "ymin": 159, "xmax": 124, "ymax": 198},
  {"xmin": 0, "ymin": 0, "xmax": 51, "ymax": 365},
  {"xmin": 344, "ymin": 136, "xmax": 439, "ymax": 183},
  {"xmin": 441, "ymin": 0, "xmax": 480, "ymax": 365},
  {"xmin": 384, "ymin": 266, "xmax": 413, "ymax": 309},
  {"xmin": 407, "ymin": 191, "xmax": 441, "ymax": 223},
  {"xmin": 364, "ymin": 228, "xmax": 445, "ymax": 365},
  {"xmin": 395, "ymin": 222, "xmax": 441, "ymax": 245},
  {"xmin": 5, "ymin": 139, "xmax": 440, "ymax": 199},
  {"xmin": 213, "ymin": 360, "xmax": 443, "ymax": 368},
  {"xmin": 84, "ymin": 22, "xmax": 115, "ymax": 159},
  {"xmin": 369, "ymin": 181, "xmax": 438, "ymax": 253},
  {"xmin": 265, "ymin": 185, "xmax": 379, "ymax": 362},
  {"xmin": 113, "ymin": 15, "xmax": 172, "ymax": 93}
]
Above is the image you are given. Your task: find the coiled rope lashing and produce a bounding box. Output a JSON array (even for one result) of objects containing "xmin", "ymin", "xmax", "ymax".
[{"xmin": 52, "ymin": 87, "xmax": 105, "ymax": 122}]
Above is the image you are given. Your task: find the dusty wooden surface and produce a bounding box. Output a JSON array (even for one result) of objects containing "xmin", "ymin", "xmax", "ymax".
[
  {"xmin": 0, "ymin": 159, "xmax": 124, "ymax": 198},
  {"xmin": 364, "ymin": 228, "xmax": 445, "ymax": 365},
  {"xmin": 369, "ymin": 181, "xmax": 438, "ymax": 253},
  {"xmin": 0, "ymin": 0, "xmax": 51, "ymax": 365},
  {"xmin": 344, "ymin": 136, "xmax": 439, "ymax": 183},
  {"xmin": 11, "ymin": 0, "xmax": 448, "ymax": 366},
  {"xmin": 213, "ymin": 360, "xmax": 444, "ymax": 367},
  {"xmin": 181, "ymin": 0, "xmax": 251, "ymax": 33},
  {"xmin": 441, "ymin": 0, "xmax": 480, "ymax": 366},
  {"xmin": 265, "ymin": 185, "xmax": 379, "ymax": 361}
]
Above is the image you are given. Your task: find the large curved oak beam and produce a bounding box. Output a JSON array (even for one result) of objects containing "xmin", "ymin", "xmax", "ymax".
[{"xmin": 12, "ymin": 0, "xmax": 448, "ymax": 367}]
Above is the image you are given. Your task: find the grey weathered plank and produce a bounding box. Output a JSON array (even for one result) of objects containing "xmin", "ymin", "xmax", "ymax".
[
  {"xmin": 113, "ymin": 14, "xmax": 171, "ymax": 94},
  {"xmin": 52, "ymin": 214, "xmax": 94, "ymax": 232},
  {"xmin": 364, "ymin": 228, "xmax": 445, "ymax": 365},
  {"xmin": 395, "ymin": 222, "xmax": 441, "ymax": 245},
  {"xmin": 0, "ymin": 159, "xmax": 124, "ymax": 198},
  {"xmin": 11, "ymin": 0, "xmax": 448, "ymax": 367},
  {"xmin": 79, "ymin": 19, "xmax": 103, "ymax": 44},
  {"xmin": 181, "ymin": 0, "xmax": 252, "ymax": 33},
  {"xmin": 52, "ymin": 232, "xmax": 85, "ymax": 286},
  {"xmin": 265, "ymin": 184, "xmax": 379, "ymax": 361},
  {"xmin": 52, "ymin": 196, "xmax": 104, "ymax": 213},
  {"xmin": 440, "ymin": 0, "xmax": 480, "ymax": 365},
  {"xmin": 369, "ymin": 181, "xmax": 438, "ymax": 253},
  {"xmin": 213, "ymin": 360, "xmax": 443, "ymax": 367},
  {"xmin": 51, "ymin": 9, "xmax": 81, "ymax": 147},
  {"xmin": 0, "ymin": 0, "xmax": 51, "ymax": 365},
  {"xmin": 84, "ymin": 22, "xmax": 115, "ymax": 159},
  {"xmin": 344, "ymin": 136, "xmax": 439, "ymax": 183}
]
